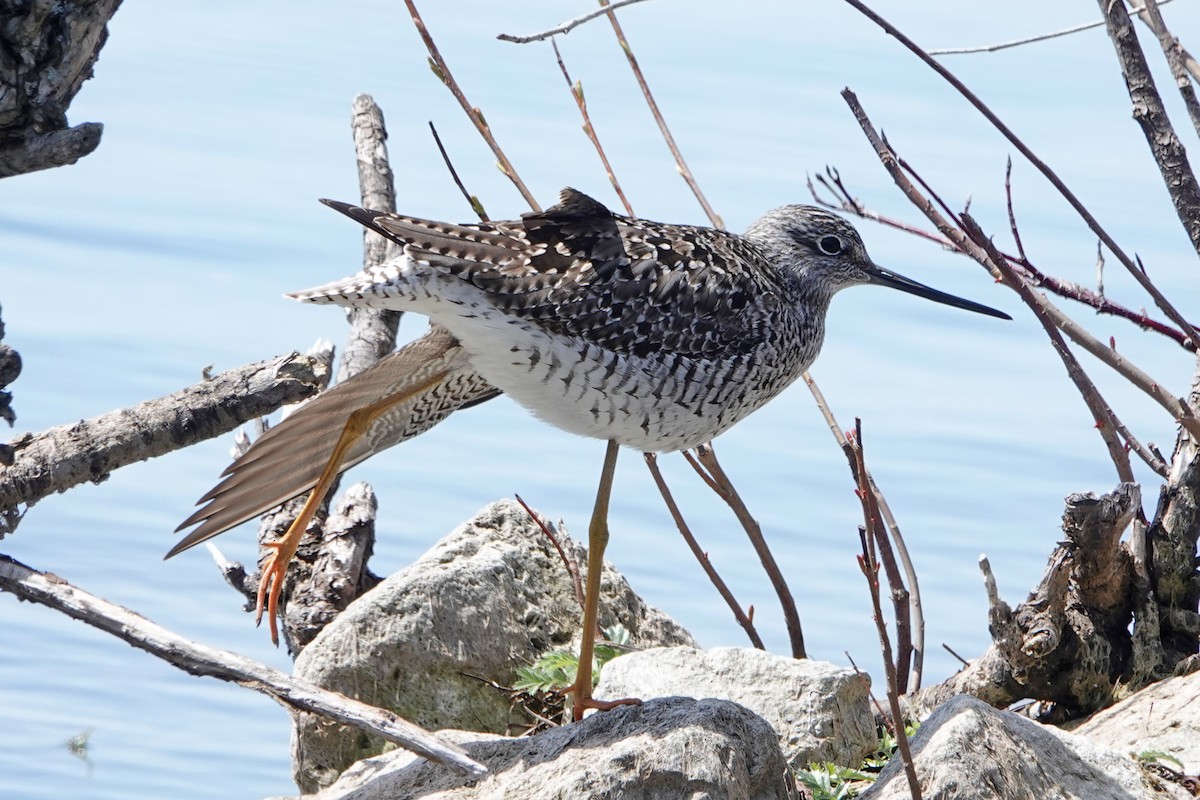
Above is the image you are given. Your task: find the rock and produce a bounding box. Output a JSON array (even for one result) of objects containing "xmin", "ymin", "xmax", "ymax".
[
  {"xmin": 595, "ymin": 645, "xmax": 874, "ymax": 770},
  {"xmin": 291, "ymin": 499, "xmax": 695, "ymax": 793},
  {"xmin": 309, "ymin": 697, "xmax": 793, "ymax": 800},
  {"xmin": 863, "ymin": 694, "xmax": 1181, "ymax": 800},
  {"xmin": 1072, "ymin": 669, "xmax": 1200, "ymax": 775}
]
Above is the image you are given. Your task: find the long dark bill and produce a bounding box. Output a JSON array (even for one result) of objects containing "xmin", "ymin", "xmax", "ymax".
[{"xmin": 866, "ymin": 263, "xmax": 1011, "ymax": 320}]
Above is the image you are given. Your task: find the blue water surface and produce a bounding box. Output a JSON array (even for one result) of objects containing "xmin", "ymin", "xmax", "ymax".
[{"xmin": 2, "ymin": 2, "xmax": 1197, "ymax": 797}]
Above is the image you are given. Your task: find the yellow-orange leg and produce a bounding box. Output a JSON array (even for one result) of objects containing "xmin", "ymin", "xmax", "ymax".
[
  {"xmin": 568, "ymin": 439, "xmax": 642, "ymax": 720},
  {"xmin": 256, "ymin": 370, "xmax": 449, "ymax": 645}
]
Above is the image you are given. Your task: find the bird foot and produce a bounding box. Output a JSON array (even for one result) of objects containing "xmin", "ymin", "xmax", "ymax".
[
  {"xmin": 254, "ymin": 538, "xmax": 293, "ymax": 646},
  {"xmin": 570, "ymin": 692, "xmax": 642, "ymax": 722}
]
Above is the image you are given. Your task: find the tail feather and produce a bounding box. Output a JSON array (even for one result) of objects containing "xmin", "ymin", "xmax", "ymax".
[{"xmin": 168, "ymin": 327, "xmax": 498, "ymax": 558}]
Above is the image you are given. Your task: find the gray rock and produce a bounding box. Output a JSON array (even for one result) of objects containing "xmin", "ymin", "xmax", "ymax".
[
  {"xmin": 1073, "ymin": 670, "xmax": 1200, "ymax": 776},
  {"xmin": 594, "ymin": 645, "xmax": 875, "ymax": 770},
  {"xmin": 291, "ymin": 499, "xmax": 695, "ymax": 793},
  {"xmin": 310, "ymin": 697, "xmax": 795, "ymax": 800},
  {"xmin": 864, "ymin": 694, "xmax": 1176, "ymax": 800}
]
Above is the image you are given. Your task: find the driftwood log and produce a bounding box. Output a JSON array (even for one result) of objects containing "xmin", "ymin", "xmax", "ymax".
[{"xmin": 0, "ymin": 0, "xmax": 122, "ymax": 178}]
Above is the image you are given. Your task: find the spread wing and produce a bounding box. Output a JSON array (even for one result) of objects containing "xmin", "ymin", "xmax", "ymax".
[{"xmin": 169, "ymin": 327, "xmax": 497, "ymax": 556}]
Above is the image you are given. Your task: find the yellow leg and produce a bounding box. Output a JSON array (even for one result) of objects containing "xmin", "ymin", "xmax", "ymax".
[
  {"xmin": 569, "ymin": 439, "xmax": 641, "ymax": 720},
  {"xmin": 256, "ymin": 370, "xmax": 448, "ymax": 645}
]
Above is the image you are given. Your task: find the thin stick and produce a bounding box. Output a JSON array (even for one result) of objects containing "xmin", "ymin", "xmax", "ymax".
[
  {"xmin": 598, "ymin": 1, "xmax": 724, "ymax": 229},
  {"xmin": 551, "ymin": 40, "xmax": 635, "ymax": 217},
  {"xmin": 428, "ymin": 121, "xmax": 489, "ymax": 222},
  {"xmin": 0, "ymin": 554, "xmax": 486, "ymax": 776},
  {"xmin": 1097, "ymin": 0, "xmax": 1200, "ymax": 255},
  {"xmin": 805, "ymin": 373, "xmax": 924, "ymax": 690},
  {"xmin": 812, "ymin": 165, "xmax": 1197, "ymax": 352},
  {"xmin": 927, "ymin": 0, "xmax": 1176, "ymax": 56},
  {"xmin": 404, "ymin": 0, "xmax": 540, "ymax": 212},
  {"xmin": 841, "ymin": 0, "xmax": 1200, "ymax": 352},
  {"xmin": 847, "ymin": 432, "xmax": 922, "ymax": 798},
  {"xmin": 690, "ymin": 444, "xmax": 806, "ymax": 659},
  {"xmin": 515, "ymin": 493, "xmax": 584, "ymax": 608},
  {"xmin": 643, "ymin": 453, "xmax": 766, "ymax": 650},
  {"xmin": 497, "ymin": 0, "xmax": 651, "ymax": 44},
  {"xmin": 843, "ymin": 88, "xmax": 1200, "ymax": 446}
]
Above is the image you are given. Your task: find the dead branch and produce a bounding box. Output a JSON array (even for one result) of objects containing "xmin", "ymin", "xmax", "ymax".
[
  {"xmin": 804, "ymin": 372, "xmax": 925, "ymax": 690},
  {"xmin": 0, "ymin": 303, "xmax": 19, "ymax": 430},
  {"xmin": 496, "ymin": 0, "xmax": 651, "ymax": 44},
  {"xmin": 643, "ymin": 452, "xmax": 766, "ymax": 651},
  {"xmin": 1137, "ymin": 0, "xmax": 1200, "ymax": 140},
  {"xmin": 1097, "ymin": 0, "xmax": 1200, "ymax": 255},
  {"xmin": 0, "ymin": 553, "xmax": 485, "ymax": 776},
  {"xmin": 912, "ymin": 485, "xmax": 1140, "ymax": 718},
  {"xmin": 927, "ymin": 0, "xmax": 1178, "ymax": 56},
  {"xmin": 0, "ymin": 0, "xmax": 119, "ymax": 177},
  {"xmin": 0, "ymin": 351, "xmax": 330, "ymax": 536},
  {"xmin": 841, "ymin": 0, "xmax": 1200, "ymax": 351},
  {"xmin": 1145, "ymin": 355, "xmax": 1200, "ymax": 666},
  {"xmin": 688, "ymin": 444, "xmax": 805, "ymax": 659},
  {"xmin": 405, "ymin": 0, "xmax": 540, "ymax": 211}
]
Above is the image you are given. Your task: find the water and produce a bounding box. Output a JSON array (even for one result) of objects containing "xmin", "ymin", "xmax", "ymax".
[{"xmin": 2, "ymin": 1, "xmax": 1197, "ymax": 797}]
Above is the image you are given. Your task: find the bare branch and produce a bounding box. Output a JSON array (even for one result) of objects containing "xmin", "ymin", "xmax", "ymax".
[
  {"xmin": 598, "ymin": 1, "xmax": 724, "ymax": 229},
  {"xmin": 551, "ymin": 40, "xmax": 636, "ymax": 217},
  {"xmin": 0, "ymin": 553, "xmax": 486, "ymax": 777},
  {"xmin": 643, "ymin": 453, "xmax": 766, "ymax": 650},
  {"xmin": 496, "ymin": 0, "xmax": 651, "ymax": 44},
  {"xmin": 804, "ymin": 372, "xmax": 924, "ymax": 689},
  {"xmin": 0, "ymin": 352, "xmax": 330, "ymax": 533},
  {"xmin": 404, "ymin": 0, "xmax": 540, "ymax": 211},
  {"xmin": 689, "ymin": 444, "xmax": 805, "ymax": 658},
  {"xmin": 841, "ymin": 0, "xmax": 1200, "ymax": 351},
  {"xmin": 927, "ymin": 0, "xmax": 1176, "ymax": 56}
]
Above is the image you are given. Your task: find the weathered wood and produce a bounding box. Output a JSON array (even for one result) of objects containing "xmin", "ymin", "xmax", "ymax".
[
  {"xmin": 0, "ymin": 352, "xmax": 329, "ymax": 537},
  {"xmin": 0, "ymin": 0, "xmax": 121, "ymax": 177},
  {"xmin": 0, "ymin": 553, "xmax": 485, "ymax": 776}
]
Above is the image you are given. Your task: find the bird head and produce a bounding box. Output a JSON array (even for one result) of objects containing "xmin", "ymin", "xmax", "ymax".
[{"xmin": 744, "ymin": 205, "xmax": 1010, "ymax": 320}]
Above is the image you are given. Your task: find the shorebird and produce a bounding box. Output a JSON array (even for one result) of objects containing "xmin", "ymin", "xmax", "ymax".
[{"xmin": 170, "ymin": 188, "xmax": 1008, "ymax": 717}]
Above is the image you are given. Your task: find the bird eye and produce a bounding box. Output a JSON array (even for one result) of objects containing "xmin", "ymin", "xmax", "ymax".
[{"xmin": 817, "ymin": 235, "xmax": 844, "ymax": 255}]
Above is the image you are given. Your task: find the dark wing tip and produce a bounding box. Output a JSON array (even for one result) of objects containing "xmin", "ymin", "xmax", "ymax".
[{"xmin": 320, "ymin": 198, "xmax": 401, "ymax": 243}]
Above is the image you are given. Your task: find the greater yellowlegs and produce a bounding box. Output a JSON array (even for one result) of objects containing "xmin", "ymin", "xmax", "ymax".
[{"xmin": 171, "ymin": 188, "xmax": 1008, "ymax": 716}]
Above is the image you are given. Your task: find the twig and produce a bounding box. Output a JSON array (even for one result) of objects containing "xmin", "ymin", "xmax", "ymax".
[
  {"xmin": 1137, "ymin": 0, "xmax": 1200, "ymax": 141},
  {"xmin": 842, "ymin": 88, "xmax": 1200, "ymax": 447},
  {"xmin": 551, "ymin": 40, "xmax": 635, "ymax": 217},
  {"xmin": 404, "ymin": 0, "xmax": 540, "ymax": 211},
  {"xmin": 428, "ymin": 121, "xmax": 489, "ymax": 222},
  {"xmin": 1096, "ymin": 0, "xmax": 1200, "ymax": 256},
  {"xmin": 0, "ymin": 352, "xmax": 330, "ymax": 529},
  {"xmin": 841, "ymin": 0, "xmax": 1200, "ymax": 352},
  {"xmin": 848, "ymin": 431, "xmax": 921, "ymax": 798},
  {"xmin": 598, "ymin": 1, "xmax": 724, "ymax": 229},
  {"xmin": 806, "ymin": 375, "xmax": 923, "ymax": 690},
  {"xmin": 642, "ymin": 453, "xmax": 766, "ymax": 650},
  {"xmin": 813, "ymin": 165, "xmax": 1197, "ymax": 351},
  {"xmin": 843, "ymin": 421, "xmax": 914, "ymax": 692},
  {"xmin": 689, "ymin": 443, "xmax": 805, "ymax": 658},
  {"xmin": 942, "ymin": 643, "xmax": 970, "ymax": 668},
  {"xmin": 515, "ymin": 494, "xmax": 584, "ymax": 608},
  {"xmin": 496, "ymin": 0, "xmax": 651, "ymax": 44},
  {"xmin": 0, "ymin": 554, "xmax": 486, "ymax": 776},
  {"xmin": 927, "ymin": 0, "xmax": 1176, "ymax": 55}
]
